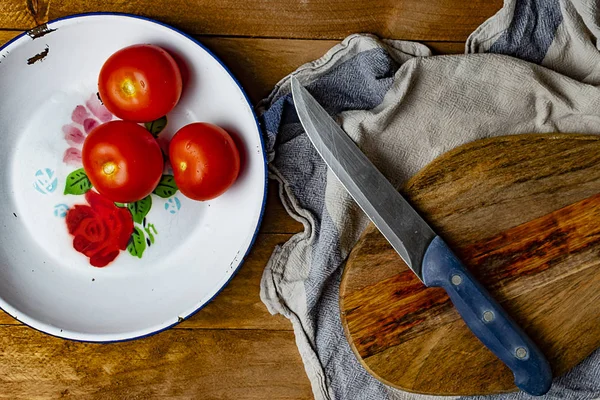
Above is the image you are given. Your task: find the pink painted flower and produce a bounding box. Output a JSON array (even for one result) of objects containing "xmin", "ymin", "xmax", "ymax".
[
  {"xmin": 63, "ymin": 148, "xmax": 82, "ymax": 166},
  {"xmin": 63, "ymin": 125, "xmax": 85, "ymax": 146},
  {"xmin": 71, "ymin": 105, "xmax": 90, "ymax": 125},
  {"xmin": 63, "ymin": 93, "xmax": 114, "ymax": 166},
  {"xmin": 83, "ymin": 118, "xmax": 99, "ymax": 134},
  {"xmin": 86, "ymin": 96, "xmax": 113, "ymax": 123}
]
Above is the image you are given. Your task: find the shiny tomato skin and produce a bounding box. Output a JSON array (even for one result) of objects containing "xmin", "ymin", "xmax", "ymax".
[
  {"xmin": 82, "ymin": 121, "xmax": 164, "ymax": 203},
  {"xmin": 98, "ymin": 44, "xmax": 182, "ymax": 122},
  {"xmin": 169, "ymin": 123, "xmax": 240, "ymax": 201}
]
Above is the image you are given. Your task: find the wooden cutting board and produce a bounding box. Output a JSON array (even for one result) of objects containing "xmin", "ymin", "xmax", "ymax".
[{"xmin": 339, "ymin": 134, "xmax": 600, "ymax": 396}]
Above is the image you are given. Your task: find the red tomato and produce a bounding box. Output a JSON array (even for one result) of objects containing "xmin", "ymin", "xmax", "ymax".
[
  {"xmin": 83, "ymin": 121, "xmax": 164, "ymax": 203},
  {"xmin": 169, "ymin": 123, "xmax": 240, "ymax": 201},
  {"xmin": 98, "ymin": 44, "xmax": 182, "ymax": 122}
]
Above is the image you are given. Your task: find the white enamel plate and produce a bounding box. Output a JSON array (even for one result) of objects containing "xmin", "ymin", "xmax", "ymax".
[{"xmin": 0, "ymin": 14, "xmax": 266, "ymax": 341}]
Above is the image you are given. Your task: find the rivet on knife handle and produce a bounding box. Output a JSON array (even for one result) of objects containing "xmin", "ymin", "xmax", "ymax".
[{"xmin": 422, "ymin": 236, "xmax": 553, "ymax": 396}]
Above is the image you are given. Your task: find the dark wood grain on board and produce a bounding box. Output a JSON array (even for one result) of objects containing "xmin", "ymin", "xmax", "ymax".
[
  {"xmin": 341, "ymin": 134, "xmax": 600, "ymax": 395},
  {"xmin": 0, "ymin": 0, "xmax": 501, "ymax": 41}
]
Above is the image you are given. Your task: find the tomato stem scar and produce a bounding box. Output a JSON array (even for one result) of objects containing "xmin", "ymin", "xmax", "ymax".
[
  {"xmin": 103, "ymin": 162, "xmax": 117, "ymax": 175},
  {"xmin": 121, "ymin": 78, "xmax": 136, "ymax": 97}
]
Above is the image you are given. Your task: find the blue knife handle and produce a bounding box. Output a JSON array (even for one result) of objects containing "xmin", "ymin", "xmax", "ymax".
[{"xmin": 422, "ymin": 236, "xmax": 552, "ymax": 396}]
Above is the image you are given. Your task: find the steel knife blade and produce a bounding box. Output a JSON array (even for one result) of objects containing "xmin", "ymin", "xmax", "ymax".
[{"xmin": 290, "ymin": 76, "xmax": 552, "ymax": 396}]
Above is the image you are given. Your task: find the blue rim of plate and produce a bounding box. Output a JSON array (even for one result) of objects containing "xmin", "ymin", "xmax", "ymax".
[{"xmin": 0, "ymin": 12, "xmax": 268, "ymax": 343}]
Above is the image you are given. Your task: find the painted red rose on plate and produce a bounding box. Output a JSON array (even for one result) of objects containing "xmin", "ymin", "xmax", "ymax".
[{"xmin": 66, "ymin": 191, "xmax": 134, "ymax": 267}]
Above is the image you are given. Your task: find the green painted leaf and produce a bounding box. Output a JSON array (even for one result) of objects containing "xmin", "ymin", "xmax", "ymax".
[
  {"xmin": 127, "ymin": 196, "xmax": 152, "ymax": 224},
  {"xmin": 144, "ymin": 116, "xmax": 167, "ymax": 137},
  {"xmin": 127, "ymin": 227, "xmax": 146, "ymax": 259},
  {"xmin": 114, "ymin": 202, "xmax": 126, "ymax": 208},
  {"xmin": 144, "ymin": 223, "xmax": 158, "ymax": 244},
  {"xmin": 64, "ymin": 168, "xmax": 92, "ymax": 195},
  {"xmin": 153, "ymin": 175, "xmax": 178, "ymax": 198}
]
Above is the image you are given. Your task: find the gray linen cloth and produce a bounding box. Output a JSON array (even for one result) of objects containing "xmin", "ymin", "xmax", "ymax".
[{"xmin": 259, "ymin": 0, "xmax": 600, "ymax": 399}]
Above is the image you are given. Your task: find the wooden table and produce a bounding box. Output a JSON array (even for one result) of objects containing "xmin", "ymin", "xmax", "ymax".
[{"xmin": 0, "ymin": 1, "xmax": 500, "ymax": 398}]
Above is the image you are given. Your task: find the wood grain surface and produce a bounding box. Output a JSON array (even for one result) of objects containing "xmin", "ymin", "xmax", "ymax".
[
  {"xmin": 340, "ymin": 134, "xmax": 600, "ymax": 395},
  {"xmin": 0, "ymin": 0, "xmax": 501, "ymax": 40},
  {"xmin": 0, "ymin": 0, "xmax": 44, "ymax": 29},
  {"xmin": 0, "ymin": 27, "xmax": 20, "ymax": 42},
  {"xmin": 0, "ymin": 1, "xmax": 498, "ymax": 398},
  {"xmin": 0, "ymin": 326, "xmax": 310, "ymax": 399}
]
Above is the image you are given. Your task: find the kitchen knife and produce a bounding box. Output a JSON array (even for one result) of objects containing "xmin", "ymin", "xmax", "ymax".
[{"xmin": 290, "ymin": 76, "xmax": 552, "ymax": 396}]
